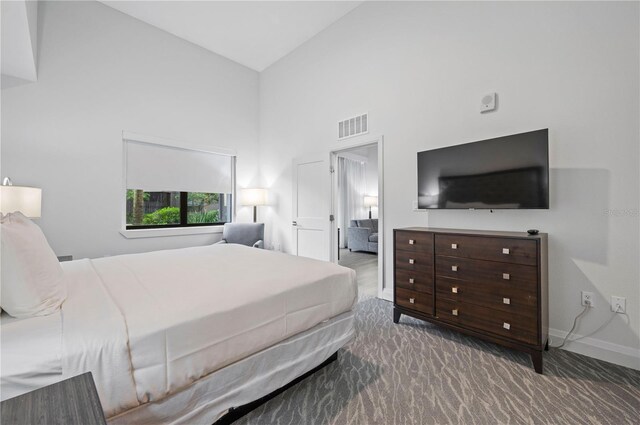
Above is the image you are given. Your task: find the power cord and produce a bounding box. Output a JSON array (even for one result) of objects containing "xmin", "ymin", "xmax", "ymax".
[
  {"xmin": 550, "ymin": 301, "xmax": 628, "ymax": 349},
  {"xmin": 551, "ymin": 302, "xmax": 590, "ymax": 349}
]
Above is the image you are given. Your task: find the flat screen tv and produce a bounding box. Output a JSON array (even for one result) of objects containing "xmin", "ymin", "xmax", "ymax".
[{"xmin": 417, "ymin": 129, "xmax": 549, "ymax": 209}]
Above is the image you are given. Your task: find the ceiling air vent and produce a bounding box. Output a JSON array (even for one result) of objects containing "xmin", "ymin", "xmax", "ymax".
[{"xmin": 338, "ymin": 113, "xmax": 368, "ymax": 140}]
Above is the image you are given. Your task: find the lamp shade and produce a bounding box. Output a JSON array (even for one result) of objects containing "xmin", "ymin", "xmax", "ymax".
[
  {"xmin": 0, "ymin": 185, "xmax": 42, "ymax": 218},
  {"xmin": 240, "ymin": 188, "xmax": 268, "ymax": 206},
  {"xmin": 364, "ymin": 195, "xmax": 378, "ymax": 207}
]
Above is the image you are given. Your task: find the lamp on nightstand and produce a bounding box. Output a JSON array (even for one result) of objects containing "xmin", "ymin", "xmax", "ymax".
[
  {"xmin": 239, "ymin": 188, "xmax": 267, "ymax": 223},
  {"xmin": 0, "ymin": 177, "xmax": 42, "ymax": 218}
]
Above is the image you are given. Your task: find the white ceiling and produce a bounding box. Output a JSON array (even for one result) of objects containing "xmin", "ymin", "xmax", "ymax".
[{"xmin": 100, "ymin": 1, "xmax": 364, "ymax": 72}]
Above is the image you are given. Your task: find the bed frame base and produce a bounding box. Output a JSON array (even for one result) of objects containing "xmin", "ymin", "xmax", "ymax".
[{"xmin": 213, "ymin": 351, "xmax": 339, "ymax": 424}]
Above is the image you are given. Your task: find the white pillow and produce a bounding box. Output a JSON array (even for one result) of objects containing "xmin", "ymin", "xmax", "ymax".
[{"xmin": 1, "ymin": 212, "xmax": 66, "ymax": 318}]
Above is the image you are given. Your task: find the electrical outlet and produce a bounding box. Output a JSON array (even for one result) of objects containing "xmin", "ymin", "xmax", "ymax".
[
  {"xmin": 581, "ymin": 291, "xmax": 595, "ymax": 307},
  {"xmin": 611, "ymin": 296, "xmax": 626, "ymax": 313}
]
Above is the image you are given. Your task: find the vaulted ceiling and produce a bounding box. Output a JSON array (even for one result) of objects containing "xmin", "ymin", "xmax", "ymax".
[{"xmin": 100, "ymin": 1, "xmax": 364, "ymax": 71}]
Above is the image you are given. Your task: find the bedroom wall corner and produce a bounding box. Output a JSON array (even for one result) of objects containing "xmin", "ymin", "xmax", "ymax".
[{"xmin": 1, "ymin": 0, "xmax": 261, "ymax": 258}]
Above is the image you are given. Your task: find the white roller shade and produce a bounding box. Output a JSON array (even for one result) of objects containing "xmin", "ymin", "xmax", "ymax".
[{"xmin": 125, "ymin": 141, "xmax": 233, "ymax": 194}]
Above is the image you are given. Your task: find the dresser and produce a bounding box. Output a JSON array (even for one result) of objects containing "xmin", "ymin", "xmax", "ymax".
[{"xmin": 393, "ymin": 227, "xmax": 548, "ymax": 373}]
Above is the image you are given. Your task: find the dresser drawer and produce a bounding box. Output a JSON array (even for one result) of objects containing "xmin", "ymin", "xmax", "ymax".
[
  {"xmin": 396, "ymin": 287, "xmax": 433, "ymax": 315},
  {"xmin": 436, "ymin": 276, "xmax": 536, "ymax": 318},
  {"xmin": 395, "ymin": 269, "xmax": 433, "ymax": 294},
  {"xmin": 435, "ymin": 256, "xmax": 537, "ymax": 289},
  {"xmin": 395, "ymin": 250, "xmax": 432, "ymax": 273},
  {"xmin": 436, "ymin": 298, "xmax": 538, "ymax": 345},
  {"xmin": 395, "ymin": 231, "xmax": 433, "ymax": 254},
  {"xmin": 435, "ymin": 234, "xmax": 538, "ymax": 266}
]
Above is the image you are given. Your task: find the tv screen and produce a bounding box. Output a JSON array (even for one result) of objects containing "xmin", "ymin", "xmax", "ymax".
[{"xmin": 417, "ymin": 129, "xmax": 549, "ymax": 209}]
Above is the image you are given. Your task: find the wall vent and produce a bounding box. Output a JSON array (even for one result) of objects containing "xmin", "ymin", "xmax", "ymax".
[{"xmin": 338, "ymin": 113, "xmax": 368, "ymax": 140}]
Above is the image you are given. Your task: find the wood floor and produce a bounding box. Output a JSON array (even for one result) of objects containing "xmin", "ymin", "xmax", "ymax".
[{"xmin": 338, "ymin": 249, "xmax": 378, "ymax": 298}]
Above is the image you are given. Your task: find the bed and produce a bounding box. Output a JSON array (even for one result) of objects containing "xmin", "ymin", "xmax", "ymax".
[{"xmin": 1, "ymin": 243, "xmax": 357, "ymax": 423}]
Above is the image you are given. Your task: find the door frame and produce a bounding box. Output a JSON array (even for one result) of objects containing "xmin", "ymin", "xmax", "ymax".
[{"xmin": 329, "ymin": 135, "xmax": 387, "ymax": 300}]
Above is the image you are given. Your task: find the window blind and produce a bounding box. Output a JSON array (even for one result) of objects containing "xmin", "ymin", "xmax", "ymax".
[{"xmin": 125, "ymin": 140, "xmax": 233, "ymax": 194}]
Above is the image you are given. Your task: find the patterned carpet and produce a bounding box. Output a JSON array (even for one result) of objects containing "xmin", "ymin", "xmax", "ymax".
[{"xmin": 237, "ymin": 296, "xmax": 640, "ymax": 425}]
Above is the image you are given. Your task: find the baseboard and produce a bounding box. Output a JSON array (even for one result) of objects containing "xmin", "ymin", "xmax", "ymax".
[
  {"xmin": 549, "ymin": 328, "xmax": 640, "ymax": 370},
  {"xmin": 381, "ymin": 287, "xmax": 393, "ymax": 302}
]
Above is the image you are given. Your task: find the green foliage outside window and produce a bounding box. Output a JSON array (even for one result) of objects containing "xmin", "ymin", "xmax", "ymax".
[
  {"xmin": 187, "ymin": 210, "xmax": 220, "ymax": 224},
  {"xmin": 126, "ymin": 190, "xmax": 228, "ymax": 227},
  {"xmin": 142, "ymin": 207, "xmax": 181, "ymax": 225}
]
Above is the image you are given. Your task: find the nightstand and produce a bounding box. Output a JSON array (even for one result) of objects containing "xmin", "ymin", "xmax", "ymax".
[{"xmin": 0, "ymin": 372, "xmax": 107, "ymax": 425}]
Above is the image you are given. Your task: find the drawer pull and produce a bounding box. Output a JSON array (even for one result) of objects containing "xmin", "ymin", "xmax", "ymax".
[
  {"xmin": 502, "ymin": 248, "xmax": 510, "ymax": 255},
  {"xmin": 451, "ymin": 287, "xmax": 459, "ymax": 294},
  {"xmin": 409, "ymin": 239, "xmax": 415, "ymax": 245},
  {"xmin": 503, "ymin": 322, "xmax": 511, "ymax": 330},
  {"xmin": 503, "ymin": 297, "xmax": 511, "ymax": 305},
  {"xmin": 409, "ymin": 278, "xmax": 414, "ymax": 284},
  {"xmin": 452, "ymin": 309, "xmax": 459, "ymax": 316},
  {"xmin": 451, "ymin": 265, "xmax": 458, "ymax": 272},
  {"xmin": 451, "ymin": 243, "xmax": 458, "ymax": 249},
  {"xmin": 503, "ymin": 273, "xmax": 510, "ymax": 280},
  {"xmin": 408, "ymin": 258, "xmax": 415, "ymax": 264},
  {"xmin": 409, "ymin": 298, "xmax": 415, "ymax": 304}
]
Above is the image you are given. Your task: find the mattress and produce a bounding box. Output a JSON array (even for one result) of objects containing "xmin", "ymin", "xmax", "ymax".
[{"xmin": 1, "ymin": 244, "xmax": 357, "ymax": 420}]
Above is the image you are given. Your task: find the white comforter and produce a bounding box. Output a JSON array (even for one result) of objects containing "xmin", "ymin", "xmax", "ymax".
[{"xmin": 10, "ymin": 244, "xmax": 357, "ymax": 418}]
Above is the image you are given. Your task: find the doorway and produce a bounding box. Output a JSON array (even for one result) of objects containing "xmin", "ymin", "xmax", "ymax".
[{"xmin": 331, "ymin": 138, "xmax": 384, "ymax": 299}]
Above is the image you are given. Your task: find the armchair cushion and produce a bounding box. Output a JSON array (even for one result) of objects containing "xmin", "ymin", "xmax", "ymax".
[
  {"xmin": 347, "ymin": 218, "xmax": 378, "ymax": 253},
  {"xmin": 355, "ymin": 219, "xmax": 373, "ymax": 229},
  {"xmin": 217, "ymin": 223, "xmax": 265, "ymax": 248}
]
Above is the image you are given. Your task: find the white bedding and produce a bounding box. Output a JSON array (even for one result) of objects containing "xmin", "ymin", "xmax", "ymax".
[
  {"xmin": 1, "ymin": 244, "xmax": 357, "ymax": 419},
  {"xmin": 0, "ymin": 311, "xmax": 63, "ymax": 400}
]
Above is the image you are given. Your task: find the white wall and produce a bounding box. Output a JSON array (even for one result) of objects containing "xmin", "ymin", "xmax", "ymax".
[
  {"xmin": 1, "ymin": 0, "xmax": 260, "ymax": 259},
  {"xmin": 259, "ymin": 1, "xmax": 639, "ymax": 367},
  {"xmin": 1, "ymin": 0, "xmax": 39, "ymax": 87}
]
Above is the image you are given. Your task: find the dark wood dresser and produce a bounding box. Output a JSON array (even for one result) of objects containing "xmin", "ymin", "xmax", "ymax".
[{"xmin": 393, "ymin": 227, "xmax": 548, "ymax": 373}]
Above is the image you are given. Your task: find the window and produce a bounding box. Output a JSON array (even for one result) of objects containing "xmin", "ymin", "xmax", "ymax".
[
  {"xmin": 126, "ymin": 191, "xmax": 232, "ymax": 228},
  {"xmin": 124, "ymin": 136, "xmax": 234, "ymax": 230}
]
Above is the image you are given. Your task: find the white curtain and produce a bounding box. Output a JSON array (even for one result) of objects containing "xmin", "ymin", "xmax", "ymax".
[{"xmin": 337, "ymin": 157, "xmax": 366, "ymax": 248}]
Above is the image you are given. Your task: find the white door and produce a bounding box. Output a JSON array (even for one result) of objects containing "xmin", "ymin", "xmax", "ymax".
[{"xmin": 292, "ymin": 154, "xmax": 331, "ymax": 261}]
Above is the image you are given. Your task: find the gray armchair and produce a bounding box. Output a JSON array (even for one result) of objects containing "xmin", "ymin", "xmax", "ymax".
[
  {"xmin": 216, "ymin": 223, "xmax": 264, "ymax": 248},
  {"xmin": 347, "ymin": 219, "xmax": 378, "ymax": 253}
]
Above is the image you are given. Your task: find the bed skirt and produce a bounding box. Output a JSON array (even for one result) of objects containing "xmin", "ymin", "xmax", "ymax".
[{"xmin": 107, "ymin": 311, "xmax": 355, "ymax": 425}]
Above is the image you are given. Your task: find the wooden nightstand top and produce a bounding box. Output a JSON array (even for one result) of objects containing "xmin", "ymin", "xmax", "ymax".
[{"xmin": 1, "ymin": 372, "xmax": 106, "ymax": 425}]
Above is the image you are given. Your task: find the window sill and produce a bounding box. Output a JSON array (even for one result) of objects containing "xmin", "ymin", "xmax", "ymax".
[{"xmin": 119, "ymin": 226, "xmax": 224, "ymax": 239}]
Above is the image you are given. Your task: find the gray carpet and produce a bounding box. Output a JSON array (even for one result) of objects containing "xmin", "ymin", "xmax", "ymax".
[{"xmin": 237, "ymin": 296, "xmax": 640, "ymax": 425}]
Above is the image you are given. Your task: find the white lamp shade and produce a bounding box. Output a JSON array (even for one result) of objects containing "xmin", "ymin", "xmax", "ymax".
[
  {"xmin": 0, "ymin": 186, "xmax": 42, "ymax": 218},
  {"xmin": 240, "ymin": 188, "xmax": 268, "ymax": 206},
  {"xmin": 364, "ymin": 195, "xmax": 378, "ymax": 207}
]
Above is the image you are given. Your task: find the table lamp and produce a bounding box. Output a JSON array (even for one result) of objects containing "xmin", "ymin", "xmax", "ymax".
[
  {"xmin": 240, "ymin": 188, "xmax": 267, "ymax": 223},
  {"xmin": 0, "ymin": 177, "xmax": 42, "ymax": 218},
  {"xmin": 364, "ymin": 195, "xmax": 378, "ymax": 219}
]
